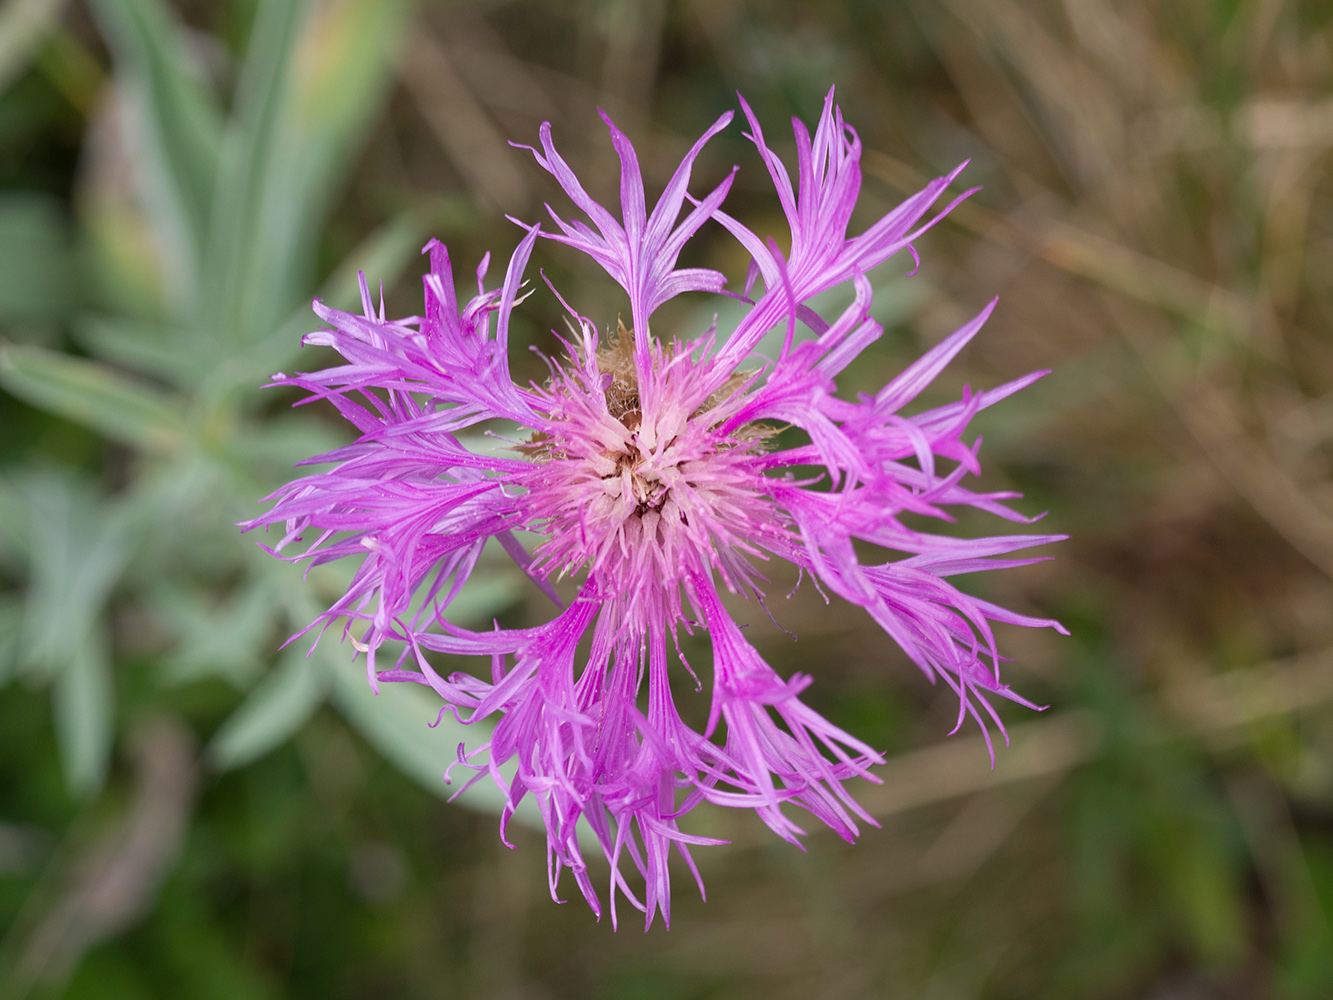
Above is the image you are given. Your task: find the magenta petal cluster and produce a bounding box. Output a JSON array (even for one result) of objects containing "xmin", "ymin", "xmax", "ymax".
[{"xmin": 246, "ymin": 90, "xmax": 1066, "ymax": 929}]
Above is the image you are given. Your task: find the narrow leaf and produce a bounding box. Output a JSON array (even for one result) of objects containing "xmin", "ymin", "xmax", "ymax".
[
  {"xmin": 0, "ymin": 598, "xmax": 21, "ymax": 688},
  {"xmin": 160, "ymin": 580, "xmax": 280, "ymax": 688},
  {"xmin": 328, "ymin": 658, "xmax": 536, "ymax": 823},
  {"xmin": 202, "ymin": 0, "xmax": 309, "ymax": 344},
  {"xmin": 206, "ymin": 647, "xmax": 329, "ymax": 771},
  {"xmin": 20, "ymin": 473, "xmax": 133, "ymax": 681},
  {"xmin": 278, "ymin": 582, "xmax": 537, "ymax": 825},
  {"xmin": 0, "ymin": 0, "xmax": 66, "ymax": 94},
  {"xmin": 0, "ymin": 192, "xmax": 75, "ymax": 326},
  {"xmin": 0, "ymin": 478, "xmax": 28, "ymax": 562},
  {"xmin": 53, "ymin": 629, "xmax": 114, "ymax": 798},
  {"xmin": 227, "ymin": 416, "xmax": 346, "ymax": 483},
  {"xmin": 204, "ymin": 0, "xmax": 411, "ymax": 346},
  {"xmin": 74, "ymin": 314, "xmax": 206, "ymax": 388},
  {"xmin": 86, "ymin": 0, "xmax": 222, "ymax": 311},
  {"xmin": 0, "ymin": 343, "xmax": 185, "ymax": 454}
]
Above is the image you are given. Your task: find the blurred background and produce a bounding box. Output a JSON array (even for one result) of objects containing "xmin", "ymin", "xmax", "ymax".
[{"xmin": 1, "ymin": 0, "xmax": 1332, "ymax": 996}]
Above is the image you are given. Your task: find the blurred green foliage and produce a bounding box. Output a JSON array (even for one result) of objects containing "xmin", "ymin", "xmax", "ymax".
[{"xmin": 2, "ymin": 0, "xmax": 1332, "ymax": 998}]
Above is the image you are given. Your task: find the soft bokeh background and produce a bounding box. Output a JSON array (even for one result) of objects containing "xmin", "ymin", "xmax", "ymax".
[{"xmin": 2, "ymin": 0, "xmax": 1332, "ymax": 996}]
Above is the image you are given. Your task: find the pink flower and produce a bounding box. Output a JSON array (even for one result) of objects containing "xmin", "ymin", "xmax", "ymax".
[{"xmin": 246, "ymin": 89, "xmax": 1066, "ymax": 930}]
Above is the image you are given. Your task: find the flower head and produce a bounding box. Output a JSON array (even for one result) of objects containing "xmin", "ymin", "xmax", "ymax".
[{"xmin": 247, "ymin": 89, "xmax": 1066, "ymax": 929}]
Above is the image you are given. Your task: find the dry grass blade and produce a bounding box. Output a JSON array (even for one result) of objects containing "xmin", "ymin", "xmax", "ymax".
[
  {"xmin": 858, "ymin": 712, "xmax": 1099, "ymax": 819},
  {"xmin": 867, "ymin": 137, "xmax": 1333, "ymax": 580},
  {"xmin": 401, "ymin": 29, "xmax": 531, "ymax": 213},
  {"xmin": 1241, "ymin": 97, "xmax": 1333, "ymax": 151},
  {"xmin": 895, "ymin": 777, "xmax": 1057, "ymax": 894},
  {"xmin": 863, "ymin": 150, "xmax": 1252, "ymax": 332},
  {"xmin": 1, "ymin": 718, "xmax": 196, "ymax": 997},
  {"xmin": 1109, "ymin": 303, "xmax": 1333, "ymax": 582},
  {"xmin": 597, "ymin": 0, "xmax": 667, "ymax": 120},
  {"xmin": 1165, "ymin": 644, "xmax": 1333, "ymax": 743},
  {"xmin": 1226, "ymin": 773, "xmax": 1333, "ymax": 944},
  {"xmin": 859, "ymin": 643, "xmax": 1333, "ymax": 819}
]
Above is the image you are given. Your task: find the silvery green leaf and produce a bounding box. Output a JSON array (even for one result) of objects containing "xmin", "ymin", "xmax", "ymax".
[
  {"xmin": 200, "ymin": 0, "xmax": 307, "ymax": 346},
  {"xmin": 53, "ymin": 628, "xmax": 114, "ymax": 798},
  {"xmin": 74, "ymin": 314, "xmax": 206, "ymax": 388},
  {"xmin": 0, "ymin": 343, "xmax": 186, "ymax": 455},
  {"xmin": 0, "ymin": 598, "xmax": 21, "ymax": 688},
  {"xmin": 193, "ymin": 306, "xmax": 310, "ymax": 406},
  {"xmin": 0, "ymin": 478, "xmax": 28, "ymax": 564},
  {"xmin": 159, "ymin": 580, "xmax": 279, "ymax": 688},
  {"xmin": 206, "ymin": 646, "xmax": 329, "ymax": 771},
  {"xmin": 327, "ymin": 656, "xmax": 542, "ymax": 827},
  {"xmin": 85, "ymin": 0, "xmax": 222, "ymax": 315},
  {"xmin": 269, "ymin": 0, "xmax": 412, "ymax": 308},
  {"xmin": 20, "ymin": 474, "xmax": 133, "ymax": 681},
  {"xmin": 276, "ymin": 568, "xmax": 531, "ymax": 822},
  {"xmin": 225, "ymin": 417, "xmax": 346, "ymax": 484},
  {"xmin": 203, "ymin": 0, "xmax": 410, "ymax": 348},
  {"xmin": 0, "ymin": 191, "xmax": 75, "ymax": 327}
]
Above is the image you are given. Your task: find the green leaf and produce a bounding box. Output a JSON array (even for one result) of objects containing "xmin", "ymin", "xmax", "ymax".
[
  {"xmin": 0, "ymin": 191, "xmax": 75, "ymax": 326},
  {"xmin": 20, "ymin": 473, "xmax": 132, "ymax": 680},
  {"xmin": 0, "ymin": 343, "xmax": 186, "ymax": 453},
  {"xmin": 203, "ymin": 0, "xmax": 411, "ymax": 348},
  {"xmin": 225, "ymin": 416, "xmax": 345, "ymax": 485},
  {"xmin": 80, "ymin": 192, "xmax": 168, "ymax": 321},
  {"xmin": 206, "ymin": 646, "xmax": 329, "ymax": 771},
  {"xmin": 312, "ymin": 568, "xmax": 539, "ymax": 828},
  {"xmin": 85, "ymin": 0, "xmax": 222, "ymax": 314},
  {"xmin": 159, "ymin": 580, "xmax": 280, "ymax": 688},
  {"xmin": 201, "ymin": 0, "xmax": 307, "ymax": 347},
  {"xmin": 0, "ymin": 476, "xmax": 28, "ymax": 562},
  {"xmin": 284, "ymin": 0, "xmax": 412, "ymax": 218},
  {"xmin": 327, "ymin": 657, "xmax": 530, "ymax": 821},
  {"xmin": 274, "ymin": 0, "xmax": 413, "ymax": 301},
  {"xmin": 1169, "ymin": 836, "xmax": 1246, "ymax": 962},
  {"xmin": 74, "ymin": 314, "xmax": 207, "ymax": 387},
  {"xmin": 53, "ymin": 628, "xmax": 114, "ymax": 798},
  {"xmin": 0, "ymin": 597, "xmax": 21, "ymax": 688},
  {"xmin": 275, "ymin": 562, "xmax": 525, "ymax": 819},
  {"xmin": 187, "ymin": 308, "xmax": 310, "ymax": 413}
]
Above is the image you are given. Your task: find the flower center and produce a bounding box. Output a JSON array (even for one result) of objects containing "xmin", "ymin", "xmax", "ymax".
[
  {"xmin": 581, "ymin": 417, "xmax": 696, "ymax": 552},
  {"xmin": 602, "ymin": 439, "xmax": 671, "ymax": 517},
  {"xmin": 519, "ymin": 328, "xmax": 775, "ymax": 598}
]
